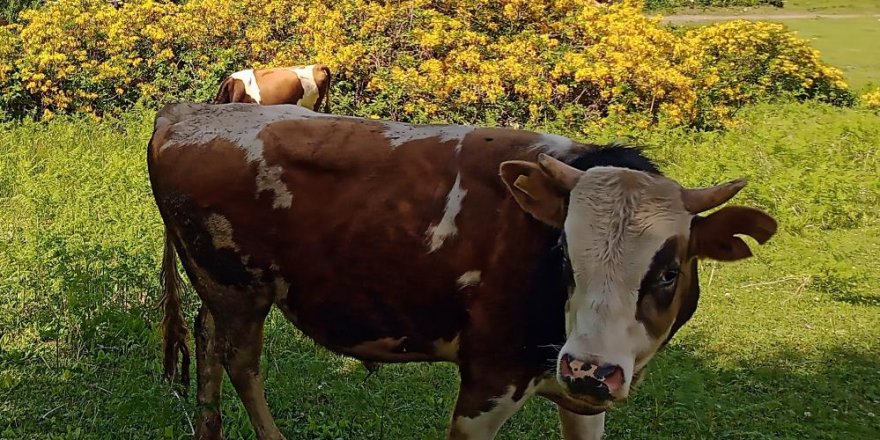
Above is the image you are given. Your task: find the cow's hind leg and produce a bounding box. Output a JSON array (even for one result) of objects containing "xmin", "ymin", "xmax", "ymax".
[
  {"xmin": 194, "ymin": 304, "xmax": 224, "ymax": 440},
  {"xmin": 215, "ymin": 306, "xmax": 285, "ymax": 440}
]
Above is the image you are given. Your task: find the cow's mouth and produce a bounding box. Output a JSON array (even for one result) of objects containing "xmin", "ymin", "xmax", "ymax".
[
  {"xmin": 569, "ymin": 389, "xmax": 612, "ymax": 406},
  {"xmin": 563, "ymin": 393, "xmax": 612, "ymax": 415},
  {"xmin": 550, "ymin": 381, "xmax": 613, "ymax": 414}
]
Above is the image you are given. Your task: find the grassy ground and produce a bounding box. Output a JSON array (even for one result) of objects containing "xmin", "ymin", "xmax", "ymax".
[
  {"xmin": 661, "ymin": 0, "xmax": 880, "ymax": 14},
  {"xmin": 1, "ymin": 101, "xmax": 878, "ymax": 439},
  {"xmin": 785, "ymin": 0, "xmax": 880, "ymax": 12},
  {"xmin": 783, "ymin": 17, "xmax": 880, "ymax": 90}
]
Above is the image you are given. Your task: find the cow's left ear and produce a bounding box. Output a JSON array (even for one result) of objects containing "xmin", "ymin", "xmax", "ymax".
[
  {"xmin": 689, "ymin": 206, "xmax": 778, "ymax": 261},
  {"xmin": 500, "ymin": 155, "xmax": 581, "ymax": 228}
]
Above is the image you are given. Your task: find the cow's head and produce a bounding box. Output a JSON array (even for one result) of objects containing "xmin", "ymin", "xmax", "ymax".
[{"xmin": 500, "ymin": 153, "xmax": 777, "ymax": 411}]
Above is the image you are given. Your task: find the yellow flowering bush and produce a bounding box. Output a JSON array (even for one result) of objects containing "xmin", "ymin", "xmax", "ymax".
[
  {"xmin": 0, "ymin": 0, "xmax": 853, "ymax": 128},
  {"xmin": 685, "ymin": 20, "xmax": 853, "ymax": 126},
  {"xmin": 862, "ymin": 88, "xmax": 880, "ymax": 110},
  {"xmin": 0, "ymin": 23, "xmax": 23, "ymax": 120}
]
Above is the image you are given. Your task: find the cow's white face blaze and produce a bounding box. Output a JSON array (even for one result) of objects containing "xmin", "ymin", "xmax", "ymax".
[
  {"xmin": 559, "ymin": 167, "xmax": 690, "ymax": 401},
  {"xmin": 500, "ymin": 153, "xmax": 777, "ymax": 410}
]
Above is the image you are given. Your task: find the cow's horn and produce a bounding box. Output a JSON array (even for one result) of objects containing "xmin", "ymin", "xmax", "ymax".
[
  {"xmin": 681, "ymin": 178, "xmax": 748, "ymax": 213},
  {"xmin": 537, "ymin": 153, "xmax": 583, "ymax": 191}
]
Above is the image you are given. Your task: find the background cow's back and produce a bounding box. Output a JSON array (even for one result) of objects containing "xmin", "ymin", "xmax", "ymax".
[{"xmin": 214, "ymin": 64, "xmax": 332, "ymax": 112}]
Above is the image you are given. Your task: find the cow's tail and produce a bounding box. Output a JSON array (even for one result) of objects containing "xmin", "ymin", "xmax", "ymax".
[
  {"xmin": 213, "ymin": 76, "xmax": 233, "ymax": 104},
  {"xmin": 159, "ymin": 228, "xmax": 190, "ymax": 389},
  {"xmin": 321, "ymin": 65, "xmax": 332, "ymax": 113}
]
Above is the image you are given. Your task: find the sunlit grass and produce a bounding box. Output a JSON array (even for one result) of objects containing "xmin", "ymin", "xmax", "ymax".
[{"xmin": 1, "ymin": 101, "xmax": 878, "ymax": 438}]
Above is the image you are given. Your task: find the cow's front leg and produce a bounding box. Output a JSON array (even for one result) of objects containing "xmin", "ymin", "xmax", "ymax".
[
  {"xmin": 559, "ymin": 407, "xmax": 605, "ymax": 440},
  {"xmin": 447, "ymin": 366, "xmax": 533, "ymax": 440},
  {"xmin": 447, "ymin": 384, "xmax": 526, "ymax": 440}
]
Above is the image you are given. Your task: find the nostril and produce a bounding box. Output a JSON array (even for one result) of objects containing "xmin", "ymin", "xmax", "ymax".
[
  {"xmin": 598, "ymin": 365, "xmax": 624, "ymax": 393},
  {"xmin": 594, "ymin": 364, "xmax": 618, "ymax": 379},
  {"xmin": 560, "ymin": 353, "xmax": 574, "ymax": 377}
]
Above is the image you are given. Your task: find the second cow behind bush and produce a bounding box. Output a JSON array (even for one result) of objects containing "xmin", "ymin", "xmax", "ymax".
[{"xmin": 214, "ymin": 64, "xmax": 332, "ymax": 112}]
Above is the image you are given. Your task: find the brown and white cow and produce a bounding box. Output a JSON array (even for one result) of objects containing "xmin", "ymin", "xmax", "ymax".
[
  {"xmin": 213, "ymin": 64, "xmax": 332, "ymax": 112},
  {"xmin": 147, "ymin": 103, "xmax": 777, "ymax": 440}
]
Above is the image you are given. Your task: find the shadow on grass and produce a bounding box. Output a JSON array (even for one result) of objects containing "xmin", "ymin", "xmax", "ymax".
[
  {"xmin": 828, "ymin": 292, "xmax": 880, "ymax": 307},
  {"xmin": 603, "ymin": 337, "xmax": 880, "ymax": 440},
  {"xmin": 810, "ymin": 272, "xmax": 880, "ymax": 307},
  {"xmin": 3, "ymin": 305, "xmax": 878, "ymax": 440}
]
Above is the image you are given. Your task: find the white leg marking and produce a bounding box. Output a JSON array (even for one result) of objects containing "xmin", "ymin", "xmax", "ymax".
[
  {"xmin": 291, "ymin": 65, "xmax": 320, "ymax": 110},
  {"xmin": 426, "ymin": 173, "xmax": 467, "ymax": 253},
  {"xmin": 230, "ymin": 69, "xmax": 262, "ymax": 104},
  {"xmin": 559, "ymin": 408, "xmax": 605, "ymax": 440},
  {"xmin": 451, "ymin": 385, "xmax": 531, "ymax": 439},
  {"xmin": 382, "ymin": 122, "xmax": 474, "ymax": 149},
  {"xmin": 456, "ymin": 271, "xmax": 481, "ymax": 289},
  {"xmin": 530, "ymin": 132, "xmax": 575, "ymax": 156}
]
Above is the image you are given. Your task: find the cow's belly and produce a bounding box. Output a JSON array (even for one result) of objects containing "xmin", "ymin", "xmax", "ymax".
[
  {"xmin": 261, "ymin": 185, "xmax": 477, "ymax": 364},
  {"xmin": 275, "ymin": 296, "xmax": 463, "ymax": 363},
  {"xmin": 335, "ymin": 334, "xmax": 462, "ymax": 363}
]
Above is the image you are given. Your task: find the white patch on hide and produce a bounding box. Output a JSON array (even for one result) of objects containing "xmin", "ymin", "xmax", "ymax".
[
  {"xmin": 158, "ymin": 104, "xmax": 321, "ymax": 209},
  {"xmin": 382, "ymin": 122, "xmax": 474, "ymax": 149},
  {"xmin": 291, "ymin": 65, "xmax": 319, "ymax": 110},
  {"xmin": 230, "ymin": 69, "xmax": 263, "ymax": 104},
  {"xmin": 456, "ymin": 271, "xmax": 481, "ymax": 289},
  {"xmin": 426, "ymin": 173, "xmax": 467, "ymax": 253},
  {"xmin": 530, "ymin": 132, "xmax": 575, "ymax": 156},
  {"xmin": 204, "ymin": 214, "xmax": 239, "ymax": 251}
]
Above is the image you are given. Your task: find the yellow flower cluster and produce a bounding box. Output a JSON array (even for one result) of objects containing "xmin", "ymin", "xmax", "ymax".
[
  {"xmin": 862, "ymin": 88, "xmax": 880, "ymax": 110},
  {"xmin": 684, "ymin": 20, "xmax": 853, "ymax": 126},
  {"xmin": 0, "ymin": 0, "xmax": 852, "ymax": 127}
]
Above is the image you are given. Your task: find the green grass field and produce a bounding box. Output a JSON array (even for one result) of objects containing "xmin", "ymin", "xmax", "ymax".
[
  {"xmin": 783, "ymin": 17, "xmax": 880, "ymax": 90},
  {"xmin": 2, "ymin": 0, "xmax": 880, "ymax": 437},
  {"xmin": 661, "ymin": 0, "xmax": 880, "ymax": 14},
  {"xmin": 2, "ymin": 101, "xmax": 878, "ymax": 439},
  {"xmin": 662, "ymin": 1, "xmax": 880, "ymax": 90},
  {"xmin": 786, "ymin": 0, "xmax": 880, "ymax": 12}
]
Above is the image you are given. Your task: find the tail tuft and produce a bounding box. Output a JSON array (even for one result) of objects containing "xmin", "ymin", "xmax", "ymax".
[{"xmin": 159, "ymin": 228, "xmax": 190, "ymax": 391}]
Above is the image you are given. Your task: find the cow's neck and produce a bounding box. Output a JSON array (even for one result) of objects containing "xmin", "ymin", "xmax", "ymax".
[{"xmin": 458, "ymin": 167, "xmax": 570, "ymax": 371}]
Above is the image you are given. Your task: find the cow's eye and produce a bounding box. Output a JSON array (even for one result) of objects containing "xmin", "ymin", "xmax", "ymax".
[{"xmin": 658, "ymin": 267, "xmax": 680, "ymax": 287}]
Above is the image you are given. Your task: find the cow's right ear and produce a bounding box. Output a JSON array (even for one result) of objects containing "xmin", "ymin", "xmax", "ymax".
[
  {"xmin": 500, "ymin": 158, "xmax": 577, "ymax": 228},
  {"xmin": 689, "ymin": 206, "xmax": 778, "ymax": 261}
]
